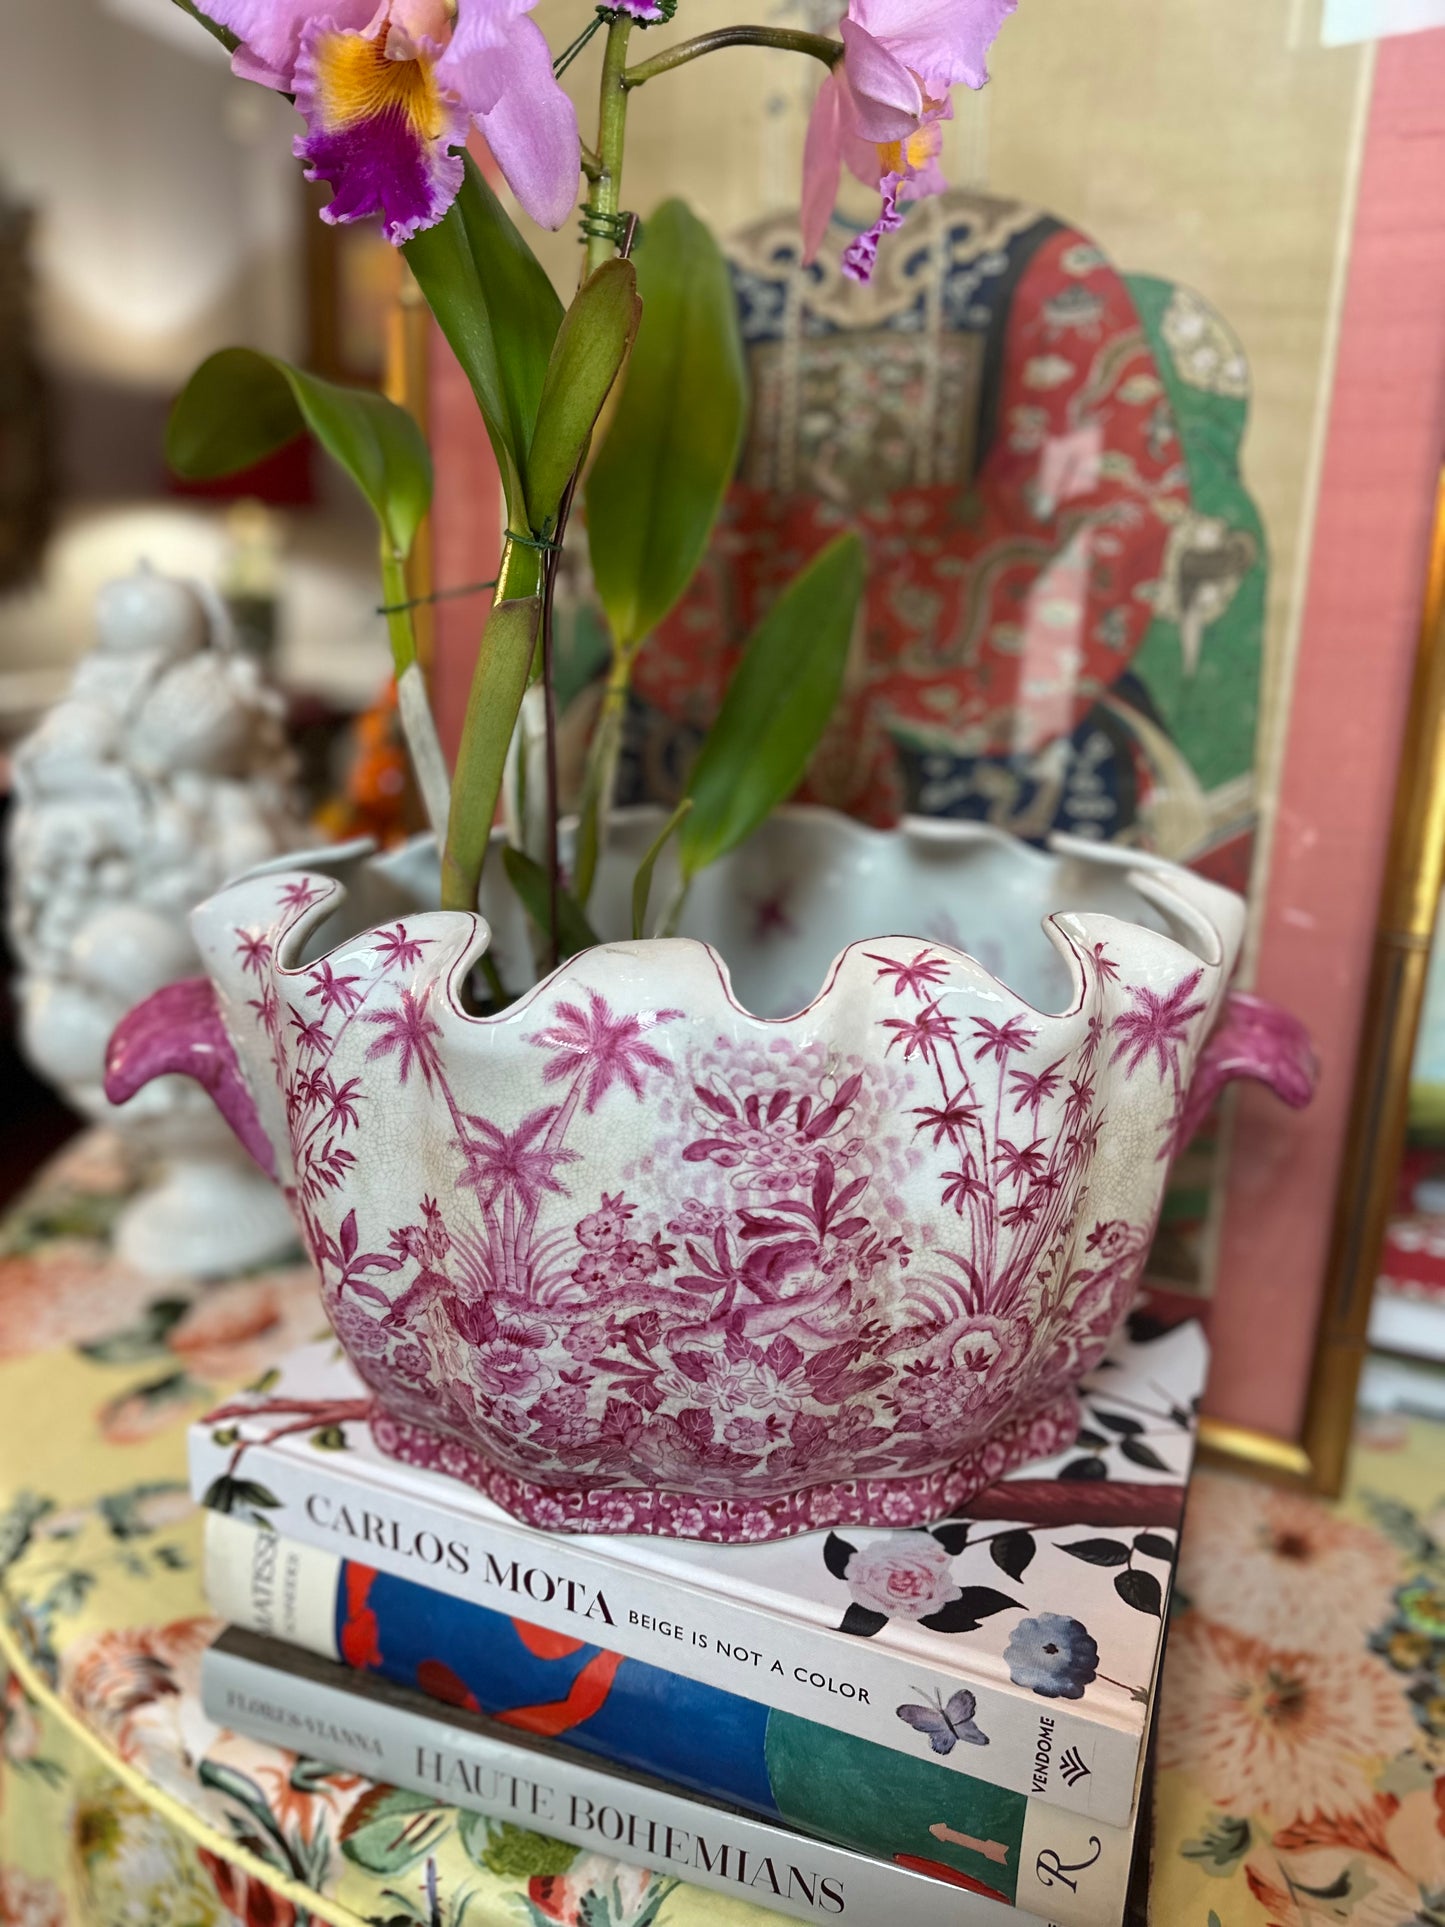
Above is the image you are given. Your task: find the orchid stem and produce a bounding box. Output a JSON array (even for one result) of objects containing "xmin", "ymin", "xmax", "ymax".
[
  {"xmin": 622, "ymin": 26, "xmax": 843, "ymax": 90},
  {"xmin": 539, "ymin": 467, "xmax": 583, "ymax": 971},
  {"xmin": 564, "ymin": 4, "xmax": 639, "ymax": 910},
  {"xmin": 583, "ymin": 10, "xmax": 634, "ymax": 277}
]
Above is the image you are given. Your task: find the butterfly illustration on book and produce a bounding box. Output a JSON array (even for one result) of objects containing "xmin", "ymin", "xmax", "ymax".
[{"xmin": 895, "ymin": 1686, "xmax": 989, "ymax": 1754}]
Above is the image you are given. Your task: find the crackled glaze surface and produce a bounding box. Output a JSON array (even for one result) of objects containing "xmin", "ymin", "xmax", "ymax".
[{"xmin": 147, "ymin": 818, "xmax": 1267, "ymax": 1539}]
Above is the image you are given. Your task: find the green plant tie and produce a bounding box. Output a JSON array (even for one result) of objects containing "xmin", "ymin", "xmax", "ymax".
[
  {"xmin": 375, "ymin": 578, "xmax": 497, "ymax": 616},
  {"xmin": 578, "ymin": 207, "xmax": 634, "ymax": 248},
  {"xmin": 505, "ymin": 529, "xmax": 567, "ymax": 555}
]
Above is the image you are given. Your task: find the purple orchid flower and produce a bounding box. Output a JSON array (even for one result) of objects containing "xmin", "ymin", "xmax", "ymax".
[
  {"xmin": 203, "ymin": 0, "xmax": 580, "ymax": 243},
  {"xmin": 801, "ymin": 0, "xmax": 1016, "ymax": 283}
]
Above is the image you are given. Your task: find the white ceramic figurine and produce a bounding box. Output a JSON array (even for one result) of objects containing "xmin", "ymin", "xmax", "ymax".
[{"xmin": 7, "ymin": 563, "xmax": 307, "ymax": 1275}]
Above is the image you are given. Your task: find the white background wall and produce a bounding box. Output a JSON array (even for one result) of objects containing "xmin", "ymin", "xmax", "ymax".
[{"xmin": 0, "ymin": 0, "xmax": 301, "ymax": 387}]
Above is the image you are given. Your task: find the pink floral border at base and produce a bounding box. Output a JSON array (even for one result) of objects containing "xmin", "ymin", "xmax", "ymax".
[{"xmin": 369, "ymin": 1390, "xmax": 1082, "ymax": 1541}]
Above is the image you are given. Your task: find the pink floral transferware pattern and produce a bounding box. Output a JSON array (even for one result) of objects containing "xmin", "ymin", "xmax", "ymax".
[{"xmin": 105, "ymin": 827, "xmax": 1313, "ymax": 1540}]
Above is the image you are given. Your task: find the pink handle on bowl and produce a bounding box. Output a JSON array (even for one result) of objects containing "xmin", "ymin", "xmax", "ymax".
[
  {"xmin": 104, "ymin": 977, "xmax": 276, "ymax": 1178},
  {"xmin": 1174, "ymin": 990, "xmax": 1319, "ymax": 1153}
]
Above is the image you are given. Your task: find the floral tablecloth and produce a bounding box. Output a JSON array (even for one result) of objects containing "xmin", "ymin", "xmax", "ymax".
[{"xmin": 2, "ymin": 1134, "xmax": 1443, "ymax": 1927}]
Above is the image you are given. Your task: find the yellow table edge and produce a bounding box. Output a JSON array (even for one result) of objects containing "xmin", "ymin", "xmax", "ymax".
[{"xmin": 0, "ymin": 1598, "xmax": 365, "ymax": 1927}]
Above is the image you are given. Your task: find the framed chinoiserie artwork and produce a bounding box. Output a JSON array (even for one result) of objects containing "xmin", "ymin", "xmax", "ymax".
[{"xmin": 413, "ymin": 6, "xmax": 1445, "ymax": 1489}]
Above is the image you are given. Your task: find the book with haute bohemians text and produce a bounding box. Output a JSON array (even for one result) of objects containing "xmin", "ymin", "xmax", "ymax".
[
  {"xmin": 204, "ymin": 1627, "xmax": 1156, "ymax": 1927},
  {"xmin": 191, "ymin": 1310, "xmax": 1203, "ymax": 1828},
  {"xmin": 206, "ymin": 1512, "xmax": 1158, "ymax": 1923}
]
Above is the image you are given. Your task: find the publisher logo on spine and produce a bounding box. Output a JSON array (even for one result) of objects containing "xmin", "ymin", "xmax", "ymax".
[
  {"xmin": 1058, "ymin": 1746, "xmax": 1091, "ymax": 1788},
  {"xmin": 1031, "ymin": 1716, "xmax": 1091, "ymax": 1795}
]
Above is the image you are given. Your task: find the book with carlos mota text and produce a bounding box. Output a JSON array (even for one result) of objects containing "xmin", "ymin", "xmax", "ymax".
[
  {"xmin": 204, "ymin": 1626, "xmax": 1156, "ymax": 1927},
  {"xmin": 191, "ymin": 1310, "xmax": 1203, "ymax": 1828},
  {"xmin": 205, "ymin": 1512, "xmax": 1159, "ymax": 1922}
]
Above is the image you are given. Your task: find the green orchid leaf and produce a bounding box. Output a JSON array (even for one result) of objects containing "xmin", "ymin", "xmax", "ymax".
[
  {"xmin": 679, "ymin": 532, "xmax": 864, "ymax": 879},
  {"xmin": 441, "ymin": 594, "xmax": 543, "ymax": 912},
  {"xmin": 585, "ymin": 199, "xmax": 747, "ymax": 654},
  {"xmin": 167, "ymin": 347, "xmax": 431, "ymax": 558},
  {"xmin": 632, "ymin": 797, "xmax": 692, "ymax": 939},
  {"xmin": 405, "ymin": 154, "xmax": 565, "ymax": 517},
  {"xmin": 526, "ymin": 259, "xmax": 641, "ymax": 536},
  {"xmin": 502, "ymin": 845, "xmax": 601, "ymax": 960}
]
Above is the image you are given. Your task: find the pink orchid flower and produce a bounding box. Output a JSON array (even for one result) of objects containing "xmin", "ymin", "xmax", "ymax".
[
  {"xmin": 203, "ymin": 0, "xmax": 580, "ymax": 243},
  {"xmin": 801, "ymin": 0, "xmax": 1016, "ymax": 282}
]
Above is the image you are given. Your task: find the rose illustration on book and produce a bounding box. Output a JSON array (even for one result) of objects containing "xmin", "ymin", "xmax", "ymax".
[
  {"xmin": 844, "ymin": 1540, "xmax": 963, "ymax": 1622},
  {"xmin": 823, "ymin": 1529, "xmax": 1022, "ymax": 1638},
  {"xmin": 1002, "ymin": 1614, "xmax": 1100, "ymax": 1699}
]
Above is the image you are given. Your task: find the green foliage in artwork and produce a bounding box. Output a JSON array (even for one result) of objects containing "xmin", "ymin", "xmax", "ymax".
[
  {"xmin": 200, "ymin": 1473, "xmax": 281, "ymax": 1528},
  {"xmin": 461, "ymin": 1813, "xmax": 577, "ymax": 1879},
  {"xmin": 1124, "ymin": 272, "xmax": 1267, "ymax": 794},
  {"xmin": 76, "ymin": 1296, "xmax": 190, "ymax": 1365},
  {"xmin": 340, "ymin": 1785, "xmax": 452, "ymax": 1873},
  {"xmin": 97, "ymin": 1480, "xmax": 191, "ymax": 1540},
  {"xmin": 765, "ymin": 1708, "xmax": 1026, "ymax": 1897},
  {"xmin": 1182, "ymin": 1815, "xmax": 1252, "ymax": 1876}
]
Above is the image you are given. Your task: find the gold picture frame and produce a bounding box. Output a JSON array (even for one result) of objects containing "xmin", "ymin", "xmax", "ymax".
[{"xmin": 1201, "ymin": 468, "xmax": 1445, "ymax": 1494}]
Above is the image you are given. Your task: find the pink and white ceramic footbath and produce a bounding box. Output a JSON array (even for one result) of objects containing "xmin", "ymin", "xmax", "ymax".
[{"xmin": 106, "ymin": 810, "xmax": 1315, "ymax": 1541}]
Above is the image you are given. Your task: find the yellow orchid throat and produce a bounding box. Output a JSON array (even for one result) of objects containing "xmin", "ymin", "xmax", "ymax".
[
  {"xmin": 312, "ymin": 30, "xmax": 449, "ymax": 139},
  {"xmin": 875, "ymin": 113, "xmax": 943, "ymax": 182}
]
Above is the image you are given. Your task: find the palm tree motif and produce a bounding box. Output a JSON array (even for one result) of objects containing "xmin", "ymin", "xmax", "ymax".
[
  {"xmin": 865, "ymin": 949, "xmax": 952, "ymax": 999},
  {"xmin": 247, "ymin": 986, "xmax": 280, "ymax": 1037},
  {"xmin": 971, "ymin": 1015, "xmax": 1037, "ymax": 1067},
  {"xmin": 364, "ymin": 986, "xmax": 444, "ymax": 1088},
  {"xmin": 287, "ymin": 1010, "xmax": 332, "ymax": 1057},
  {"xmin": 881, "ymin": 1001, "xmax": 957, "ymax": 1063},
  {"xmin": 456, "ymin": 1106, "xmax": 578, "ymax": 1212},
  {"xmin": 1063, "ymin": 1075, "xmax": 1096, "ymax": 1127},
  {"xmin": 1109, "ymin": 970, "xmax": 1206, "ymax": 1081},
  {"xmin": 306, "ymin": 959, "xmax": 363, "ymax": 1016},
  {"xmin": 1010, "ymin": 1056, "xmax": 1064, "ymax": 1121},
  {"xmin": 278, "ymin": 878, "xmax": 327, "ymax": 912},
  {"xmin": 375, "ymin": 922, "xmax": 430, "ymax": 972},
  {"xmin": 912, "ymin": 1092, "xmax": 982, "ymax": 1148},
  {"xmin": 528, "ymin": 988, "xmax": 681, "ymax": 1112},
  {"xmin": 942, "ymin": 1166, "xmax": 990, "ymax": 1214},
  {"xmin": 235, "ymin": 928, "xmax": 273, "ymax": 978},
  {"xmin": 994, "ymin": 1136, "xmax": 1048, "ymax": 1185},
  {"xmin": 868, "ymin": 946, "xmax": 1139, "ymax": 1321},
  {"xmin": 322, "ymin": 1074, "xmax": 363, "ymax": 1134}
]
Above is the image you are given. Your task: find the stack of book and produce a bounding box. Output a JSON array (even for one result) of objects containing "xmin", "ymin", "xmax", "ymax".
[{"xmin": 193, "ymin": 1310, "xmax": 1206, "ymax": 1926}]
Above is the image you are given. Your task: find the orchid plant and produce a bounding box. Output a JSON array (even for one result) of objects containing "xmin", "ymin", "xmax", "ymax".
[{"xmin": 165, "ymin": 0, "xmax": 1017, "ymax": 993}]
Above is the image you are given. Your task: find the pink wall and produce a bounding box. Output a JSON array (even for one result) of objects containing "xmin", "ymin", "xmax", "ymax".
[
  {"xmin": 426, "ymin": 135, "xmax": 506, "ymax": 770},
  {"xmin": 1206, "ymin": 31, "xmax": 1445, "ymax": 1435},
  {"xmin": 426, "ymin": 319, "xmax": 502, "ymax": 768}
]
